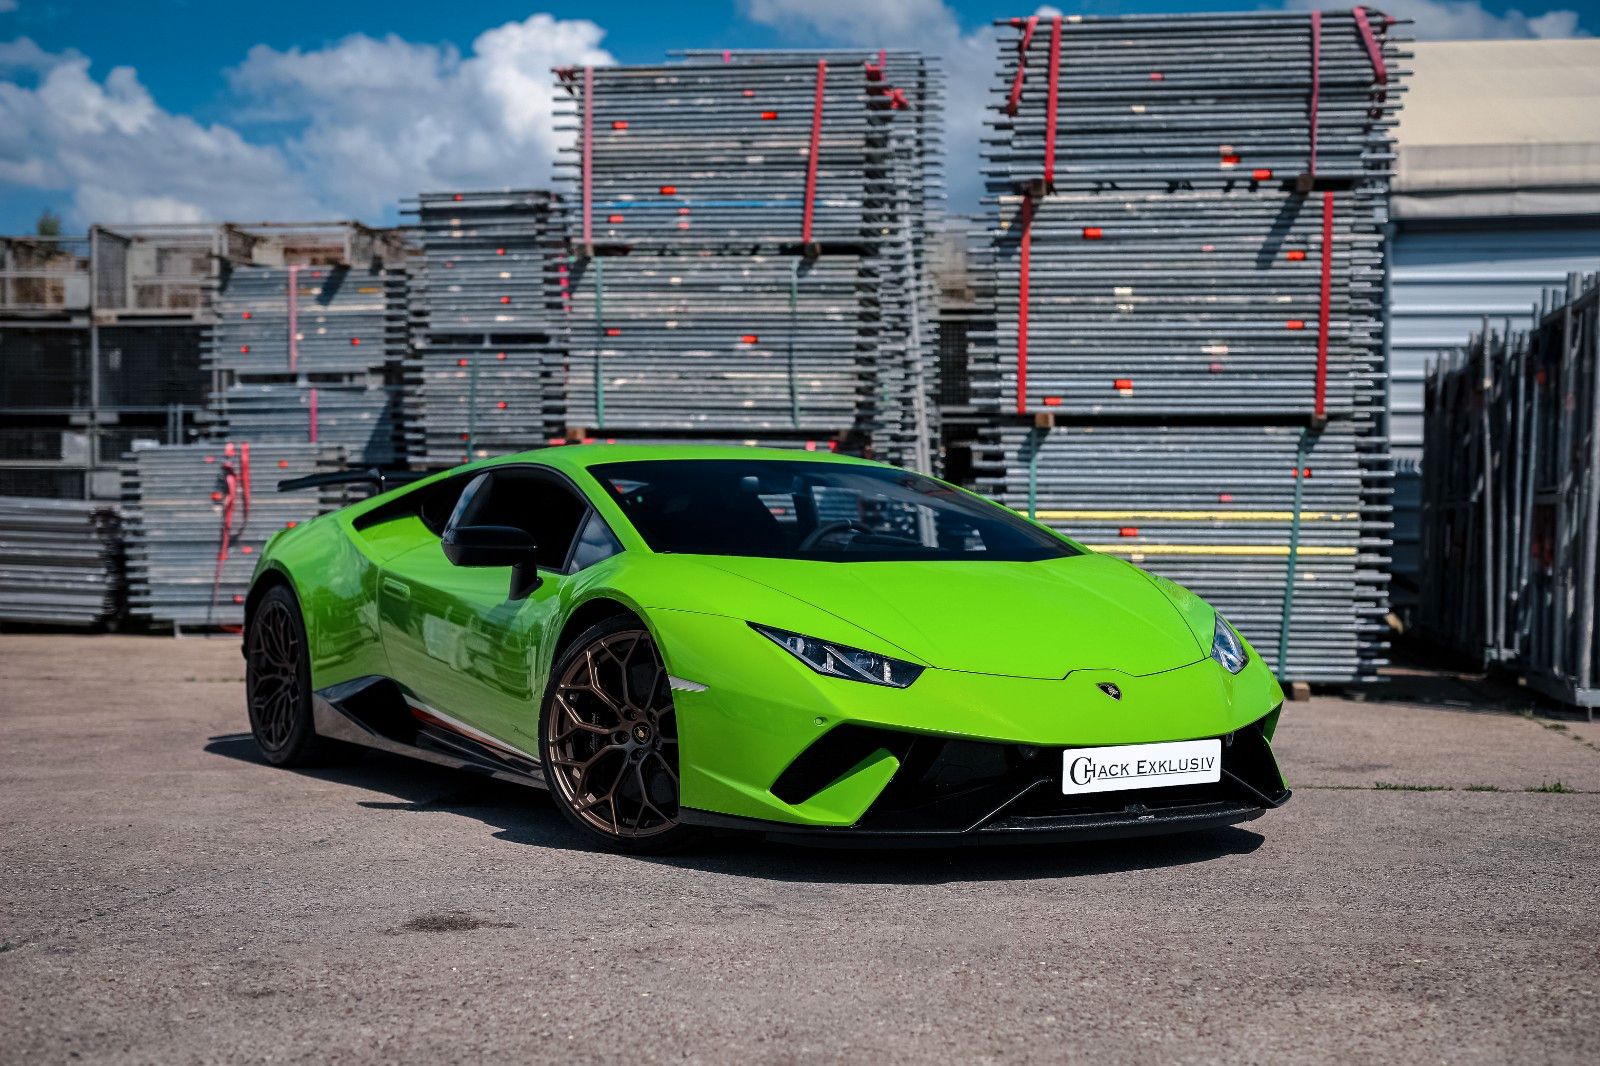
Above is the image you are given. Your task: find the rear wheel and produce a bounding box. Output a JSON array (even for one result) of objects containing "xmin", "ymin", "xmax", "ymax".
[
  {"xmin": 539, "ymin": 617, "xmax": 693, "ymax": 852},
  {"xmin": 245, "ymin": 584, "xmax": 336, "ymax": 767}
]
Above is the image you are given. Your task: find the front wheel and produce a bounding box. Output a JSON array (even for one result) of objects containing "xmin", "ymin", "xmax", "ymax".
[{"xmin": 539, "ymin": 616, "xmax": 694, "ymax": 853}]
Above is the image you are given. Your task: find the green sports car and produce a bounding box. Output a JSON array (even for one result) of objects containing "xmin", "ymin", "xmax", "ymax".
[{"xmin": 243, "ymin": 445, "xmax": 1289, "ymax": 851}]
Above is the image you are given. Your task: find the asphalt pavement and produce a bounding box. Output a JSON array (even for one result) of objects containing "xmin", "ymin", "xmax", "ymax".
[{"xmin": 2, "ymin": 634, "xmax": 1596, "ymax": 1064}]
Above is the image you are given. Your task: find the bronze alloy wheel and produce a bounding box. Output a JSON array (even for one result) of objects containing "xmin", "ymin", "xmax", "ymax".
[
  {"xmin": 545, "ymin": 627, "xmax": 681, "ymax": 840},
  {"xmin": 247, "ymin": 594, "xmax": 303, "ymax": 754}
]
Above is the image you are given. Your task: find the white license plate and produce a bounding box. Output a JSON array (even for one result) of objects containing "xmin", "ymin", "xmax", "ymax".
[{"xmin": 1062, "ymin": 738, "xmax": 1222, "ymax": 795}]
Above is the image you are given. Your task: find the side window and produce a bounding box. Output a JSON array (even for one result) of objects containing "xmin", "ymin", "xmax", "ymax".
[
  {"xmin": 352, "ymin": 471, "xmax": 476, "ymax": 535},
  {"xmin": 454, "ymin": 469, "xmax": 589, "ymax": 571},
  {"xmin": 522, "ymin": 483, "xmax": 587, "ymax": 570},
  {"xmin": 419, "ymin": 473, "xmax": 479, "ymax": 535},
  {"xmin": 570, "ymin": 511, "xmax": 624, "ymax": 571}
]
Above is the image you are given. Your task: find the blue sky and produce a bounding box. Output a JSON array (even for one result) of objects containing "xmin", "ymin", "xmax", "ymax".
[{"xmin": 2, "ymin": 0, "xmax": 1597, "ymax": 232}]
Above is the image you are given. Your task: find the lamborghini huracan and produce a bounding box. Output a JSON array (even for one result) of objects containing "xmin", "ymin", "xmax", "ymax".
[{"xmin": 243, "ymin": 445, "xmax": 1289, "ymax": 851}]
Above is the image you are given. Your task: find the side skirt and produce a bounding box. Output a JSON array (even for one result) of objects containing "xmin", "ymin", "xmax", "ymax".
[{"xmin": 312, "ymin": 675, "xmax": 546, "ymax": 790}]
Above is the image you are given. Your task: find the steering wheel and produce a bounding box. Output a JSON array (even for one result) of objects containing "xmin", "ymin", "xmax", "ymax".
[{"xmin": 797, "ymin": 519, "xmax": 875, "ymax": 551}]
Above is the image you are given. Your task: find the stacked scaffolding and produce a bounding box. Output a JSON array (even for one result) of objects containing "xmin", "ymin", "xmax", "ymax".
[
  {"xmin": 555, "ymin": 53, "xmax": 942, "ymax": 468},
  {"xmin": 1418, "ymin": 275, "xmax": 1600, "ymax": 714},
  {"xmin": 403, "ymin": 190, "xmax": 569, "ymax": 465},
  {"xmin": 0, "ymin": 496, "xmax": 123, "ymax": 626},
  {"xmin": 973, "ymin": 10, "xmax": 1405, "ymax": 683},
  {"xmin": 122, "ymin": 442, "xmax": 351, "ymax": 629},
  {"xmin": 932, "ymin": 217, "xmax": 998, "ymax": 466},
  {"xmin": 204, "ymin": 265, "xmax": 408, "ymax": 466},
  {"xmin": 678, "ymin": 50, "xmax": 945, "ymax": 468}
]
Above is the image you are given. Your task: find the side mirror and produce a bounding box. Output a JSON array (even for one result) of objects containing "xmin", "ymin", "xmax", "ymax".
[{"xmin": 441, "ymin": 525, "xmax": 542, "ymax": 599}]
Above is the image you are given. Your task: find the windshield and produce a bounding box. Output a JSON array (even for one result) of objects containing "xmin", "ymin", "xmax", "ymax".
[{"xmin": 589, "ymin": 459, "xmax": 1079, "ymax": 562}]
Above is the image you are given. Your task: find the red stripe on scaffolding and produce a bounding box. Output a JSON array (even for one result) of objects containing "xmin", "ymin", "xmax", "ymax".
[
  {"xmin": 308, "ymin": 387, "xmax": 319, "ymax": 443},
  {"xmin": 802, "ymin": 60, "xmax": 827, "ymax": 245},
  {"xmin": 1016, "ymin": 197, "xmax": 1035, "ymax": 414},
  {"xmin": 1351, "ymin": 7, "xmax": 1388, "ymax": 84},
  {"xmin": 581, "ymin": 66, "xmax": 595, "ymax": 246},
  {"xmin": 1044, "ymin": 16, "xmax": 1063, "ymax": 189},
  {"xmin": 1307, "ymin": 11, "xmax": 1321, "ymax": 182},
  {"xmin": 1315, "ymin": 190, "xmax": 1334, "ymax": 420},
  {"xmin": 1005, "ymin": 16, "xmax": 1039, "ymax": 115}
]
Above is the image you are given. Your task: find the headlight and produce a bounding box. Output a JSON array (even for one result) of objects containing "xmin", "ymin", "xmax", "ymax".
[
  {"xmin": 1211, "ymin": 615, "xmax": 1248, "ymax": 674},
  {"xmin": 750, "ymin": 623, "xmax": 923, "ymax": 688}
]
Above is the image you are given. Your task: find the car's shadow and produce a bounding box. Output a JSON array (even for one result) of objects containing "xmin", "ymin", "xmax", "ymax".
[{"xmin": 206, "ymin": 733, "xmax": 1265, "ymax": 885}]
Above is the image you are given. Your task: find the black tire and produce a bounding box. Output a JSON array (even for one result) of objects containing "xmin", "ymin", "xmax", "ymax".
[
  {"xmin": 539, "ymin": 615, "xmax": 696, "ymax": 853},
  {"xmin": 245, "ymin": 583, "xmax": 337, "ymax": 767}
]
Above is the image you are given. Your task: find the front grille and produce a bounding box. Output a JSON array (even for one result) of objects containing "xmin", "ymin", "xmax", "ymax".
[{"xmin": 771, "ymin": 713, "xmax": 1285, "ymax": 835}]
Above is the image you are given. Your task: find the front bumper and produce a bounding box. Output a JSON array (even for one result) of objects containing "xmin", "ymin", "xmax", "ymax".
[
  {"xmin": 679, "ymin": 714, "xmax": 1288, "ymax": 846},
  {"xmin": 648, "ymin": 608, "xmax": 1288, "ymax": 834}
]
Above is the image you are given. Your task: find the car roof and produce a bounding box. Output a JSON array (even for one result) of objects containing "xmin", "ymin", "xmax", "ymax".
[{"xmin": 478, "ymin": 443, "xmax": 886, "ymax": 475}]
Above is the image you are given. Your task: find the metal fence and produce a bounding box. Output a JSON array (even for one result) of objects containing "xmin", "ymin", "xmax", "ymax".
[{"xmin": 1419, "ymin": 273, "xmax": 1600, "ymax": 713}]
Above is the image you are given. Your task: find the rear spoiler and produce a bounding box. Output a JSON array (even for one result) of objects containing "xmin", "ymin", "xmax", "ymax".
[{"xmin": 276, "ymin": 467, "xmax": 438, "ymax": 494}]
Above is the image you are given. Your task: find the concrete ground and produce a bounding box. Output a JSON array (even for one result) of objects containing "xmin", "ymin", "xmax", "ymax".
[{"xmin": 1, "ymin": 634, "xmax": 1596, "ymax": 1065}]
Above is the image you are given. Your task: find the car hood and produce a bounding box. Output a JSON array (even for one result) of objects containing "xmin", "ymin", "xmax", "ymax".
[{"xmin": 693, "ymin": 552, "xmax": 1207, "ymax": 679}]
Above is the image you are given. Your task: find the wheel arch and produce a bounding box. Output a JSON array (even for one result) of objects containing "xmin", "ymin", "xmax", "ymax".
[
  {"xmin": 553, "ymin": 595, "xmax": 644, "ymax": 664},
  {"xmin": 243, "ymin": 563, "xmax": 299, "ymax": 631}
]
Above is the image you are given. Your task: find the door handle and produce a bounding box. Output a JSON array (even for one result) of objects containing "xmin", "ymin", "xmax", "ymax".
[{"xmin": 381, "ymin": 577, "xmax": 411, "ymax": 601}]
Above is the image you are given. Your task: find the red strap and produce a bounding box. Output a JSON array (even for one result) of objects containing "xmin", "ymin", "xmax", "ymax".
[
  {"xmin": 864, "ymin": 50, "xmax": 910, "ymax": 110},
  {"xmin": 1016, "ymin": 197, "xmax": 1035, "ymax": 414},
  {"xmin": 1005, "ymin": 17, "xmax": 1039, "ymax": 116},
  {"xmin": 1315, "ymin": 191, "xmax": 1334, "ymax": 419},
  {"xmin": 287, "ymin": 264, "xmax": 301, "ymax": 372},
  {"xmin": 581, "ymin": 66, "xmax": 595, "ymax": 246},
  {"xmin": 1307, "ymin": 12, "xmax": 1321, "ymax": 182},
  {"xmin": 238, "ymin": 441, "xmax": 251, "ymax": 535},
  {"xmin": 1352, "ymin": 7, "xmax": 1388, "ymax": 84},
  {"xmin": 308, "ymin": 387, "xmax": 319, "ymax": 443},
  {"xmin": 209, "ymin": 457, "xmax": 238, "ymax": 623},
  {"xmin": 1044, "ymin": 16, "xmax": 1063, "ymax": 190},
  {"xmin": 219, "ymin": 471, "xmax": 236, "ymax": 563},
  {"xmin": 802, "ymin": 60, "xmax": 827, "ymax": 245}
]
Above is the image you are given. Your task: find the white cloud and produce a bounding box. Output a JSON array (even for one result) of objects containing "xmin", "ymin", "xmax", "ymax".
[
  {"xmin": 227, "ymin": 15, "xmax": 611, "ymax": 218},
  {"xmin": 0, "ymin": 42, "xmax": 309, "ymax": 223},
  {"xmin": 1278, "ymin": 0, "xmax": 1588, "ymax": 39},
  {"xmin": 0, "ymin": 36, "xmax": 53, "ymax": 69},
  {"xmin": 0, "ymin": 13, "xmax": 613, "ymax": 226},
  {"xmin": 0, "ymin": 1, "xmax": 19, "ymax": 15}
]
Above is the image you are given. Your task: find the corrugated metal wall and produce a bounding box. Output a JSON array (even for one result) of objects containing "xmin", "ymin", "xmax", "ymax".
[{"xmin": 1388, "ymin": 219, "xmax": 1600, "ymax": 607}]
